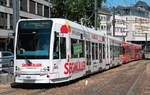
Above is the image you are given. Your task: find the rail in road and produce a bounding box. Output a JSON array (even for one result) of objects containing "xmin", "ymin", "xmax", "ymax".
[{"xmin": 0, "ymin": 60, "xmax": 149, "ymax": 95}]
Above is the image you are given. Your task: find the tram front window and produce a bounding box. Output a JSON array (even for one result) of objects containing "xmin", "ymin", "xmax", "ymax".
[{"xmin": 16, "ymin": 20, "xmax": 53, "ymax": 59}]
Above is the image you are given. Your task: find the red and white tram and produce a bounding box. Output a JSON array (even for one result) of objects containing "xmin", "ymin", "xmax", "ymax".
[
  {"xmin": 122, "ymin": 41, "xmax": 142, "ymax": 63},
  {"xmin": 14, "ymin": 18, "xmax": 142, "ymax": 84}
]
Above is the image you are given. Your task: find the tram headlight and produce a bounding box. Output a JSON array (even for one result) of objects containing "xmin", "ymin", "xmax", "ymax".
[
  {"xmin": 43, "ymin": 67, "xmax": 47, "ymax": 71},
  {"xmin": 42, "ymin": 66, "xmax": 50, "ymax": 72},
  {"xmin": 47, "ymin": 66, "xmax": 50, "ymax": 71}
]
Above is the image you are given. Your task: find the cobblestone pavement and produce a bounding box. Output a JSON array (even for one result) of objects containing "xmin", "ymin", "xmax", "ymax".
[{"xmin": 0, "ymin": 60, "xmax": 149, "ymax": 95}]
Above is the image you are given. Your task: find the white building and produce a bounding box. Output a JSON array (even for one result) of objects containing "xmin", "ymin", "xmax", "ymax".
[
  {"xmin": 0, "ymin": 0, "xmax": 51, "ymax": 50},
  {"xmin": 110, "ymin": 15, "xmax": 127, "ymax": 39},
  {"xmin": 116, "ymin": 1, "xmax": 150, "ymax": 45},
  {"xmin": 125, "ymin": 16, "xmax": 150, "ymax": 42},
  {"xmin": 98, "ymin": 7, "xmax": 112, "ymax": 35}
]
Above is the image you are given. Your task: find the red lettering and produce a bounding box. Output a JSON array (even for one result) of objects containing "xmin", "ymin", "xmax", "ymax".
[
  {"xmin": 22, "ymin": 64, "xmax": 41, "ymax": 67},
  {"xmin": 102, "ymin": 36, "xmax": 105, "ymax": 42},
  {"xmin": 64, "ymin": 61, "xmax": 86, "ymax": 74},
  {"xmin": 92, "ymin": 35, "xmax": 98, "ymax": 40},
  {"xmin": 64, "ymin": 63, "xmax": 69, "ymax": 74}
]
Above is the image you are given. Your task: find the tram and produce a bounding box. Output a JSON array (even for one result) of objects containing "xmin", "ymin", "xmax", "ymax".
[
  {"xmin": 122, "ymin": 41, "xmax": 142, "ymax": 63},
  {"xmin": 14, "ymin": 18, "xmax": 142, "ymax": 83},
  {"xmin": 143, "ymin": 43, "xmax": 150, "ymax": 59}
]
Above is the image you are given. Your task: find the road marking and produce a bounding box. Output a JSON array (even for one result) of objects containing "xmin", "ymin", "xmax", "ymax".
[
  {"xmin": 145, "ymin": 87, "xmax": 150, "ymax": 90},
  {"xmin": 144, "ymin": 91, "xmax": 150, "ymax": 94},
  {"xmin": 126, "ymin": 63, "xmax": 147, "ymax": 95}
]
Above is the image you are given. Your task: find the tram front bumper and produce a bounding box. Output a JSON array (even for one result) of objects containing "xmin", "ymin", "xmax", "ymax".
[{"xmin": 15, "ymin": 72, "xmax": 59, "ymax": 83}]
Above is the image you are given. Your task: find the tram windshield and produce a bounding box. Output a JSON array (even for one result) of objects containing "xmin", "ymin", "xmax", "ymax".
[{"xmin": 16, "ymin": 20, "xmax": 53, "ymax": 59}]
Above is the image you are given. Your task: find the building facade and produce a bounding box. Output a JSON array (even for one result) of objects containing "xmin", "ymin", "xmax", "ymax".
[
  {"xmin": 98, "ymin": 7, "xmax": 112, "ymax": 35},
  {"xmin": 0, "ymin": 0, "xmax": 51, "ymax": 50},
  {"xmin": 110, "ymin": 15, "xmax": 127, "ymax": 40},
  {"xmin": 116, "ymin": 1, "xmax": 150, "ymax": 45}
]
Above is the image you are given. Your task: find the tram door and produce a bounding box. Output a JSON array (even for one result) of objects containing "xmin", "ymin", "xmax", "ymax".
[{"xmin": 86, "ymin": 41, "xmax": 91, "ymax": 72}]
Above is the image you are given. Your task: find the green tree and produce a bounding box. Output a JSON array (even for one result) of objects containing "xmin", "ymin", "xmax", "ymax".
[{"xmin": 51, "ymin": 0, "xmax": 106, "ymax": 27}]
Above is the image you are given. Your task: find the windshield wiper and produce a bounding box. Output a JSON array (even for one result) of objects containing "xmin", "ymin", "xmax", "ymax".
[{"xmin": 23, "ymin": 56, "xmax": 32, "ymax": 65}]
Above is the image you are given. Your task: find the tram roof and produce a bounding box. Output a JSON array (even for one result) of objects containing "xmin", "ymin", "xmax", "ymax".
[
  {"xmin": 51, "ymin": 18, "xmax": 105, "ymax": 36},
  {"xmin": 18, "ymin": 18, "xmax": 105, "ymax": 36}
]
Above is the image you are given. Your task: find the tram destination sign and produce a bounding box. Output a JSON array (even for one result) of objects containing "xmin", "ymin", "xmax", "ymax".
[{"xmin": 19, "ymin": 20, "xmax": 52, "ymax": 29}]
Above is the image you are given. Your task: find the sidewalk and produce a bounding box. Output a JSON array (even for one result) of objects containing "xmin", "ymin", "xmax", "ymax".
[{"xmin": 0, "ymin": 73, "xmax": 14, "ymax": 84}]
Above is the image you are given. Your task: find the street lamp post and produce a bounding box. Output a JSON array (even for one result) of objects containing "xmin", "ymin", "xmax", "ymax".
[
  {"xmin": 94, "ymin": 0, "xmax": 98, "ymax": 30},
  {"xmin": 145, "ymin": 33, "xmax": 148, "ymax": 52},
  {"xmin": 112, "ymin": 7, "xmax": 116, "ymax": 37},
  {"xmin": 13, "ymin": 0, "xmax": 19, "ymax": 34}
]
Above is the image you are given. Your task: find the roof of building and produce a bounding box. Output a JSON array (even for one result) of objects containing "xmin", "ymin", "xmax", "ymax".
[
  {"xmin": 99, "ymin": 6, "xmax": 112, "ymax": 15},
  {"xmin": 117, "ymin": 1, "xmax": 150, "ymax": 11}
]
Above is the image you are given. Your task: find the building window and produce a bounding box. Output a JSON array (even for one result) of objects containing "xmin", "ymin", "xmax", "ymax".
[
  {"xmin": 0, "ymin": 12, "xmax": 7, "ymax": 29},
  {"xmin": 44, "ymin": 6, "xmax": 49, "ymax": 17},
  {"xmin": 101, "ymin": 26, "xmax": 103, "ymax": 30},
  {"xmin": 10, "ymin": 14, "xmax": 13, "ymax": 29},
  {"xmin": 20, "ymin": 0, "xmax": 27, "ymax": 11},
  {"xmin": 0, "ymin": 0, "xmax": 7, "ymax": 6},
  {"xmin": 9, "ymin": 0, "xmax": 13, "ymax": 8},
  {"xmin": 37, "ymin": 3, "xmax": 42, "ymax": 16},
  {"xmin": 29, "ymin": 0, "xmax": 35, "ymax": 14}
]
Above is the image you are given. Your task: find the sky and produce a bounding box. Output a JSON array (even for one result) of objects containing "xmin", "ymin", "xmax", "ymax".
[{"xmin": 103, "ymin": 0, "xmax": 150, "ymax": 8}]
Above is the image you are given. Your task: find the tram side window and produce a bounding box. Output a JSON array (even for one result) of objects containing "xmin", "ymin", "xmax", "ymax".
[
  {"xmin": 53, "ymin": 35, "xmax": 59, "ymax": 59},
  {"xmin": 129, "ymin": 47, "xmax": 131, "ymax": 55},
  {"xmin": 53, "ymin": 33, "xmax": 66, "ymax": 59},
  {"xmin": 120, "ymin": 46, "xmax": 123, "ymax": 55},
  {"xmin": 79, "ymin": 40, "xmax": 85, "ymax": 58},
  {"xmin": 71, "ymin": 39, "xmax": 78, "ymax": 58},
  {"xmin": 123, "ymin": 47, "xmax": 125, "ymax": 55},
  {"xmin": 86, "ymin": 41, "xmax": 91, "ymax": 58},
  {"xmin": 117, "ymin": 46, "xmax": 120, "ymax": 57},
  {"xmin": 110, "ymin": 45, "xmax": 113, "ymax": 59},
  {"xmin": 103, "ymin": 44, "xmax": 105, "ymax": 59},
  {"xmin": 92, "ymin": 43, "xmax": 95, "ymax": 60},
  {"xmin": 60, "ymin": 37, "xmax": 66, "ymax": 59},
  {"xmin": 96, "ymin": 43, "xmax": 98, "ymax": 60},
  {"xmin": 99, "ymin": 43, "xmax": 102, "ymax": 63}
]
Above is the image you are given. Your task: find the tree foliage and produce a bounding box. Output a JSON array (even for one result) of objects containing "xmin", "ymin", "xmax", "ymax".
[{"xmin": 51, "ymin": 0, "xmax": 106, "ymax": 27}]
